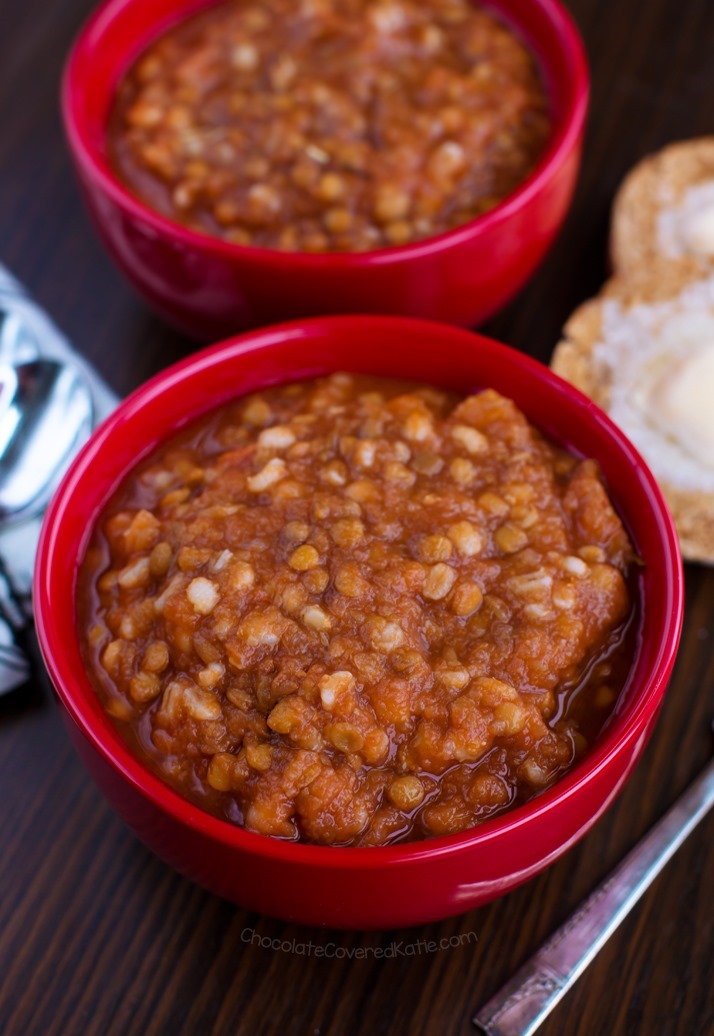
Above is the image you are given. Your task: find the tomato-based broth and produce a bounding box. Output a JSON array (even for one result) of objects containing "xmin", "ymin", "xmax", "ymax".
[{"xmin": 78, "ymin": 374, "xmax": 637, "ymax": 847}]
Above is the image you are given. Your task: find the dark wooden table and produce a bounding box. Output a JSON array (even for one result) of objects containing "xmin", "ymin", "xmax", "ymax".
[{"xmin": 1, "ymin": 0, "xmax": 713, "ymax": 1033}]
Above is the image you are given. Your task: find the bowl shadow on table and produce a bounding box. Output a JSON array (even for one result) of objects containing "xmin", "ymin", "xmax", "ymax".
[
  {"xmin": 99, "ymin": 798, "xmax": 623, "ymax": 1036},
  {"xmin": 0, "ymin": 665, "xmax": 55, "ymax": 724},
  {"xmin": 109, "ymin": 829, "xmax": 499, "ymax": 1034}
]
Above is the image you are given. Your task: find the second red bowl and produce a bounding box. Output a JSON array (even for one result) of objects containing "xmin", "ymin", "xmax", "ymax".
[{"xmin": 62, "ymin": 0, "xmax": 589, "ymax": 338}]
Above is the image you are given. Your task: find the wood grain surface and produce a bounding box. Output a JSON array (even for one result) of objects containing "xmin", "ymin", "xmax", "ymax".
[{"xmin": 0, "ymin": 0, "xmax": 712, "ymax": 1033}]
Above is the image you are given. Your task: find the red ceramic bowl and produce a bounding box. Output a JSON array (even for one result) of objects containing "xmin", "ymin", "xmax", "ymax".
[
  {"xmin": 62, "ymin": 0, "xmax": 589, "ymax": 339},
  {"xmin": 35, "ymin": 316, "xmax": 682, "ymax": 929}
]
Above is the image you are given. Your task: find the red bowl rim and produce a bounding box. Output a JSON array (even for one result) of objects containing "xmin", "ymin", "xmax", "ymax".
[
  {"xmin": 34, "ymin": 315, "xmax": 683, "ymax": 871},
  {"xmin": 61, "ymin": 0, "xmax": 589, "ymax": 269}
]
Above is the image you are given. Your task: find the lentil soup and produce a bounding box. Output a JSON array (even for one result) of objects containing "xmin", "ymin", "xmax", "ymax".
[
  {"xmin": 107, "ymin": 0, "xmax": 551, "ymax": 252},
  {"xmin": 78, "ymin": 374, "xmax": 636, "ymax": 847}
]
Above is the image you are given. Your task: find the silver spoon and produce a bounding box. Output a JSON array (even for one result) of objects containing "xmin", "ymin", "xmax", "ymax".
[
  {"xmin": 0, "ymin": 356, "xmax": 93, "ymax": 693},
  {"xmin": 0, "ymin": 358, "xmax": 94, "ymax": 524},
  {"xmin": 0, "ymin": 303, "xmax": 41, "ymax": 365},
  {"xmin": 0, "ymin": 282, "xmax": 106, "ymax": 696},
  {"xmin": 473, "ymin": 741, "xmax": 714, "ymax": 1035}
]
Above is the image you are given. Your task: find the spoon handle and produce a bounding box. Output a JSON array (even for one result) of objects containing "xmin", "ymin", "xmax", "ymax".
[
  {"xmin": 0, "ymin": 553, "xmax": 50, "ymax": 697},
  {"xmin": 473, "ymin": 755, "xmax": 714, "ymax": 1036}
]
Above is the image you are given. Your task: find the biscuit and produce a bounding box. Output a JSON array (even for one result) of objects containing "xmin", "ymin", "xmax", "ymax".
[
  {"xmin": 552, "ymin": 265, "xmax": 714, "ymax": 563},
  {"xmin": 611, "ymin": 137, "xmax": 714, "ymax": 275}
]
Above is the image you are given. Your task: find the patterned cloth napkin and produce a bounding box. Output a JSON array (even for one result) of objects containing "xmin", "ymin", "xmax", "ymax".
[{"xmin": 0, "ymin": 265, "xmax": 118, "ymax": 693}]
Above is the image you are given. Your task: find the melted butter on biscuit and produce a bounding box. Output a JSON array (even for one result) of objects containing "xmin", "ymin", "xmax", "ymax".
[
  {"xmin": 658, "ymin": 180, "xmax": 714, "ymax": 259},
  {"xmin": 645, "ymin": 345, "xmax": 714, "ymax": 467},
  {"xmin": 681, "ymin": 204, "xmax": 714, "ymax": 257},
  {"xmin": 593, "ymin": 279, "xmax": 714, "ymax": 492}
]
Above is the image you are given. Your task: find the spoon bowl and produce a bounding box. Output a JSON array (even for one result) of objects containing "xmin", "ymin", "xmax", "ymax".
[{"xmin": 0, "ymin": 359, "xmax": 94, "ymax": 524}]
